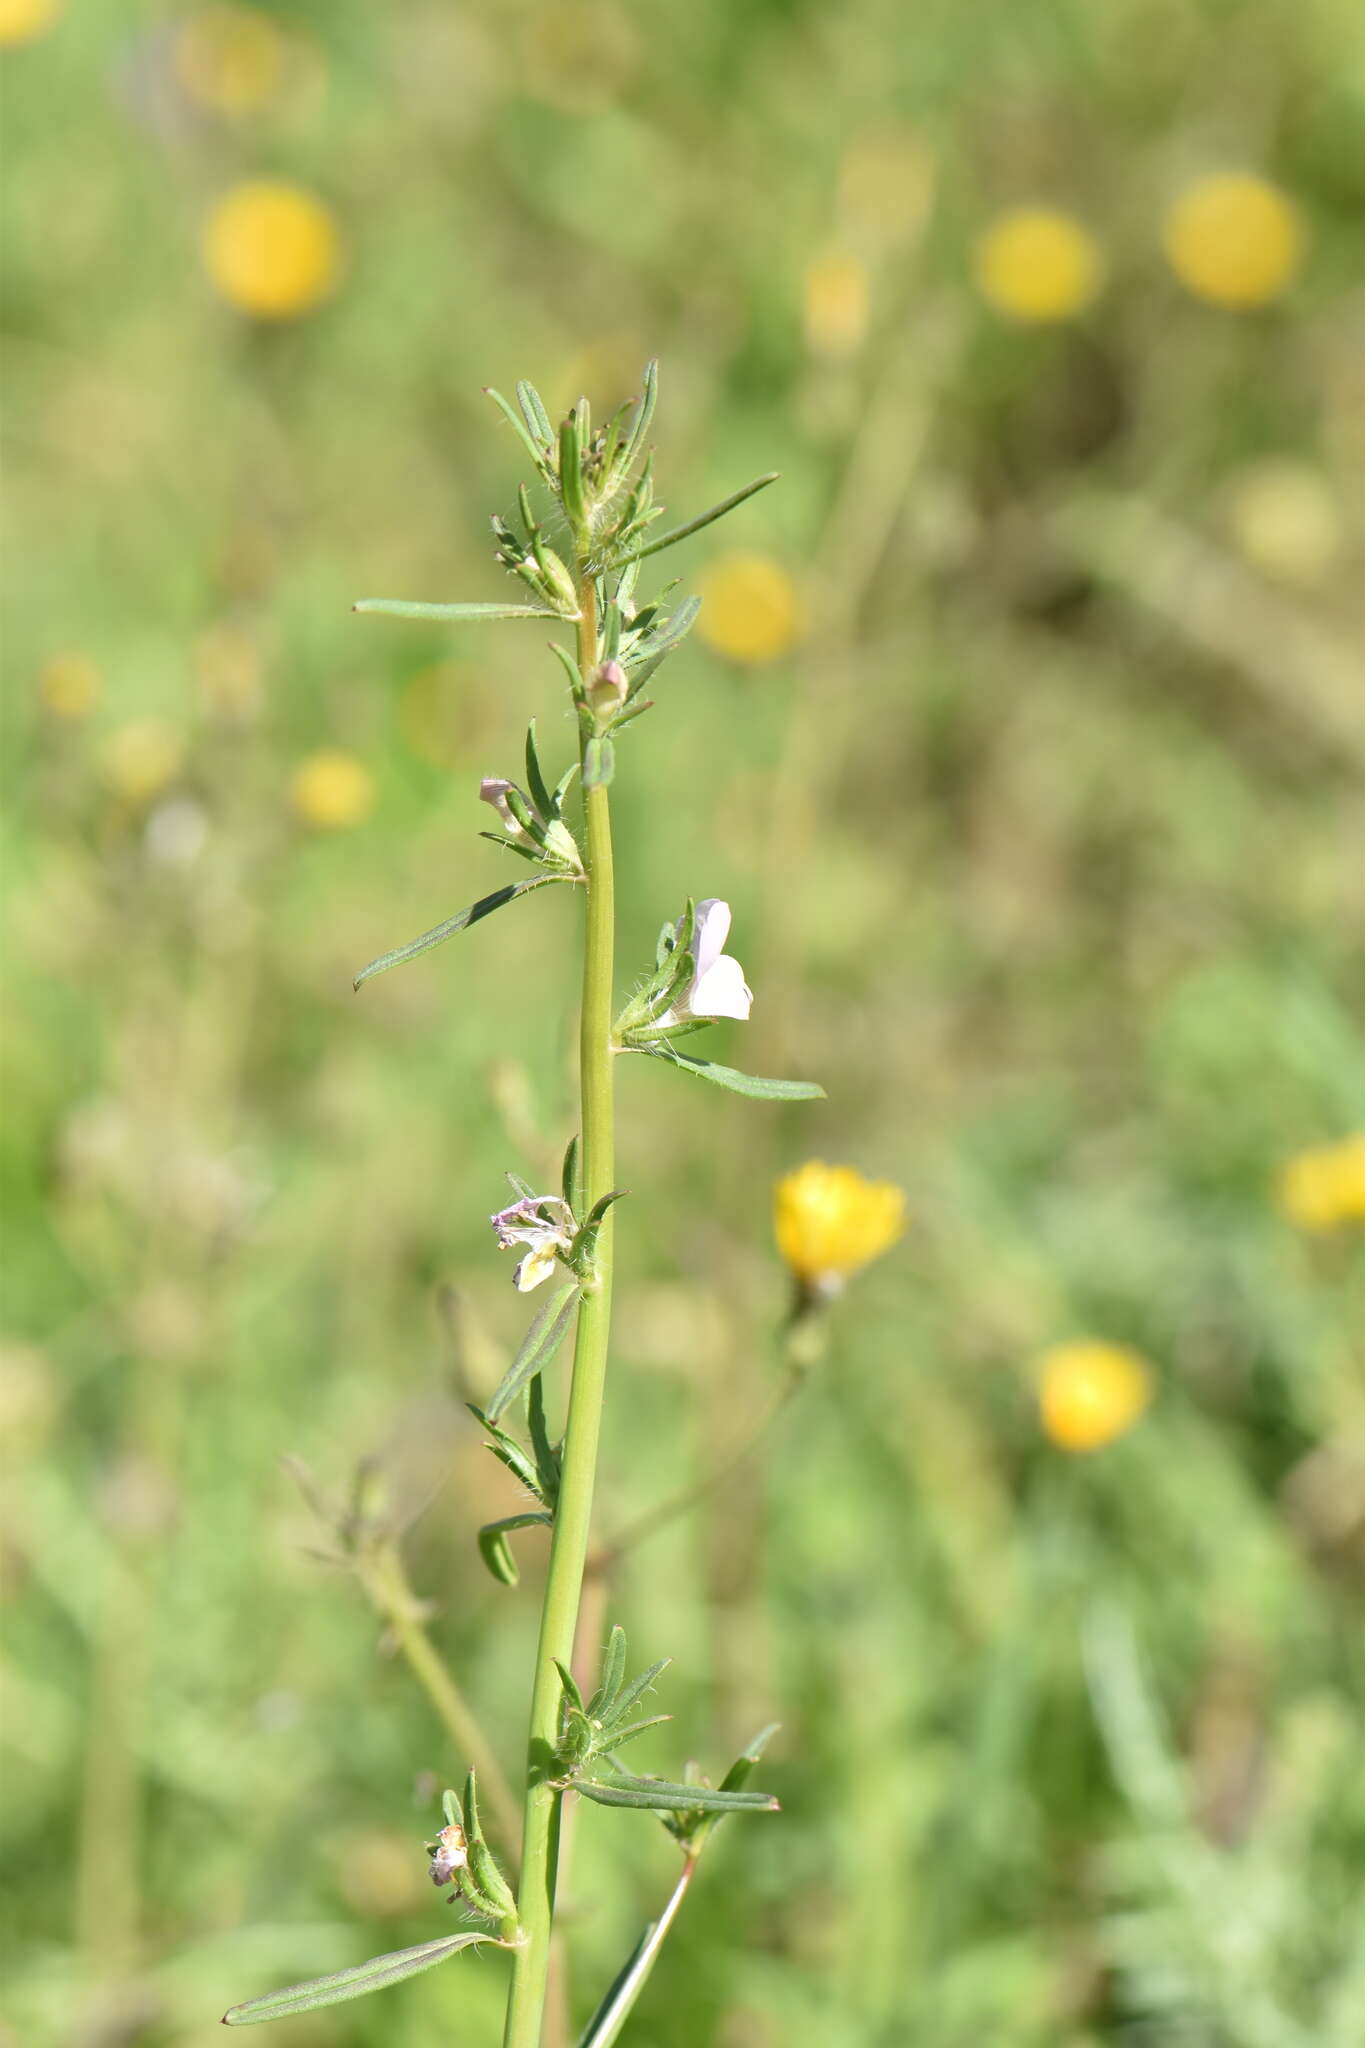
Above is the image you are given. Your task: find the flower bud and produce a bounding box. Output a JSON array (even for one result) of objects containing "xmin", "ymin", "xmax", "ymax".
[{"xmin": 588, "ymin": 659, "xmax": 628, "ymax": 716}]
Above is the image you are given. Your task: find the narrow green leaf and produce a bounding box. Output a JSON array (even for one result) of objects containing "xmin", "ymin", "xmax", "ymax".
[
  {"xmin": 478, "ymin": 1512, "xmax": 552, "ymax": 1587},
  {"xmin": 615, "ymin": 358, "xmax": 658, "ymax": 485},
  {"xmin": 685, "ymin": 1723, "xmax": 782, "ymax": 1855},
  {"xmin": 593, "ymin": 1624, "xmax": 628, "ymax": 1719},
  {"xmin": 222, "ymin": 1933, "xmax": 493, "ymax": 2025},
  {"xmin": 526, "ymin": 1372, "xmax": 559, "ymax": 1500},
  {"xmin": 574, "ymin": 1774, "xmax": 778, "ymax": 1816},
  {"xmin": 638, "ymin": 1045, "xmax": 825, "ymax": 1102},
  {"xmin": 559, "ymin": 414, "xmax": 587, "ymax": 531},
  {"xmin": 575, "ymin": 1861, "xmax": 690, "ymax": 2048},
  {"xmin": 600, "ymin": 1713, "xmax": 672, "ymax": 1754},
  {"xmin": 486, "ymin": 1283, "xmax": 580, "ymax": 1424},
  {"xmin": 469, "ymin": 1407, "xmax": 544, "ymax": 1501},
  {"xmin": 354, "ymin": 599, "xmax": 559, "ymax": 622},
  {"xmin": 478, "ymin": 831, "xmax": 545, "ymax": 866},
  {"xmin": 484, "ymin": 386, "xmax": 550, "ymax": 472},
  {"xmin": 548, "ymin": 639, "xmax": 583, "ymax": 696},
  {"xmin": 608, "ymin": 1656, "xmax": 670, "ymax": 1727},
  {"xmin": 560, "ymin": 1133, "xmax": 581, "ymax": 1212},
  {"xmin": 612, "ymin": 474, "xmax": 779, "ymax": 567},
  {"xmin": 524, "ymin": 721, "xmax": 554, "ymax": 819},
  {"xmin": 354, "ymin": 876, "xmax": 573, "ymax": 991},
  {"xmin": 555, "ymin": 1659, "xmax": 587, "ymax": 1715}
]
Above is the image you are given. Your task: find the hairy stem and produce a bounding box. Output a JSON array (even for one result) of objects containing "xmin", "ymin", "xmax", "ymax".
[
  {"xmin": 359, "ymin": 1546, "xmax": 522, "ymax": 1856},
  {"xmin": 503, "ymin": 577, "xmax": 615, "ymax": 2048}
]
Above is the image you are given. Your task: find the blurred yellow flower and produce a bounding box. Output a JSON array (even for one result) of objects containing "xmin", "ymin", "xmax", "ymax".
[
  {"xmin": 1225, "ymin": 461, "xmax": 1343, "ymax": 587},
  {"xmin": 975, "ymin": 208, "xmax": 1103, "ymax": 324},
  {"xmin": 175, "ymin": 6, "xmax": 285, "ymax": 115},
  {"xmin": 195, "ymin": 622, "xmax": 262, "ymax": 715},
  {"xmin": 1276, "ymin": 1134, "xmax": 1365, "ymax": 1232},
  {"xmin": 838, "ymin": 131, "xmax": 936, "ymax": 243},
  {"xmin": 1164, "ymin": 173, "xmax": 1303, "ymax": 309},
  {"xmin": 99, "ymin": 721, "xmax": 185, "ymax": 805},
  {"xmin": 39, "ymin": 652, "xmax": 100, "ymax": 720},
  {"xmin": 0, "ymin": 0, "xmax": 61, "ymax": 47},
  {"xmin": 804, "ymin": 252, "xmax": 870, "ymax": 359},
  {"xmin": 775, "ymin": 1162, "xmax": 905, "ymax": 1296},
  {"xmin": 204, "ymin": 181, "xmax": 341, "ymax": 320},
  {"xmin": 290, "ymin": 749, "xmax": 374, "ymax": 829},
  {"xmin": 696, "ymin": 553, "xmax": 806, "ymax": 666},
  {"xmin": 1038, "ymin": 1341, "xmax": 1152, "ymax": 1453}
]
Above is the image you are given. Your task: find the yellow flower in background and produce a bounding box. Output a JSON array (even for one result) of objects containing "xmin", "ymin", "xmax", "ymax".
[
  {"xmin": 0, "ymin": 0, "xmax": 61, "ymax": 47},
  {"xmin": 775, "ymin": 1162, "xmax": 905, "ymax": 1296},
  {"xmin": 195, "ymin": 621, "xmax": 262, "ymax": 716},
  {"xmin": 975, "ymin": 208, "xmax": 1103, "ymax": 324},
  {"xmin": 99, "ymin": 722, "xmax": 185, "ymax": 805},
  {"xmin": 1225, "ymin": 461, "xmax": 1342, "ymax": 588},
  {"xmin": 39, "ymin": 652, "xmax": 101, "ymax": 720},
  {"xmin": 1038, "ymin": 1341, "xmax": 1152, "ymax": 1453},
  {"xmin": 838, "ymin": 131, "xmax": 936, "ymax": 243},
  {"xmin": 804, "ymin": 252, "xmax": 870, "ymax": 359},
  {"xmin": 290, "ymin": 750, "xmax": 374, "ymax": 830},
  {"xmin": 696, "ymin": 553, "xmax": 805, "ymax": 666},
  {"xmin": 1276, "ymin": 1134, "xmax": 1365, "ymax": 1232},
  {"xmin": 175, "ymin": 6, "xmax": 285, "ymax": 116},
  {"xmin": 1164, "ymin": 174, "xmax": 1303, "ymax": 309},
  {"xmin": 204, "ymin": 181, "xmax": 341, "ymax": 320}
]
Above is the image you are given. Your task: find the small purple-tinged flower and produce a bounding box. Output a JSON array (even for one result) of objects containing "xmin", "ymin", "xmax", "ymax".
[{"xmin": 490, "ymin": 1194, "xmax": 576, "ymax": 1291}]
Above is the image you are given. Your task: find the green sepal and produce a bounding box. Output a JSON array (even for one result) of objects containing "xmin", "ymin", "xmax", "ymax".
[
  {"xmin": 555, "ymin": 1659, "xmax": 587, "ymax": 1716},
  {"xmin": 561, "ymin": 1133, "xmax": 582, "ymax": 1212},
  {"xmin": 610, "ymin": 473, "xmax": 779, "ymax": 568},
  {"xmin": 559, "ymin": 413, "xmax": 587, "ymax": 532},
  {"xmin": 486, "ymin": 1282, "xmax": 580, "ymax": 1424},
  {"xmin": 583, "ymin": 736, "xmax": 615, "ymax": 789},
  {"xmin": 462, "ymin": 1769, "xmax": 517, "ymax": 1922},
  {"xmin": 573, "ymin": 1768, "xmax": 778, "ymax": 1816},
  {"xmin": 353, "ymin": 875, "xmax": 574, "ymax": 990},
  {"xmin": 571, "ymin": 1188, "xmax": 628, "ymax": 1274},
  {"xmin": 478, "ymin": 1512, "xmax": 552, "ymax": 1587},
  {"xmin": 478, "ymin": 831, "xmax": 547, "ymax": 866},
  {"xmin": 517, "ymin": 379, "xmax": 554, "ymax": 448},
  {"xmin": 612, "ymin": 358, "xmax": 657, "ymax": 487},
  {"xmin": 637, "ymin": 1044, "xmax": 825, "ymax": 1102},
  {"xmin": 354, "ymin": 598, "xmax": 558, "ymax": 622},
  {"xmin": 221, "ymin": 1933, "xmax": 495, "ymax": 2026},
  {"xmin": 548, "ymin": 639, "xmax": 583, "ymax": 697}
]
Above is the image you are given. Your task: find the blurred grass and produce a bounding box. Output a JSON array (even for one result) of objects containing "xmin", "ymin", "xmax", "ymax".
[{"xmin": 3, "ymin": 2, "xmax": 1365, "ymax": 2044}]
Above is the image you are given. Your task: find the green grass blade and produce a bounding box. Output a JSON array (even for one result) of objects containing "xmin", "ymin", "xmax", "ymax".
[
  {"xmin": 222, "ymin": 1932, "xmax": 493, "ymax": 2025},
  {"xmin": 576, "ymin": 1863, "xmax": 691, "ymax": 2048}
]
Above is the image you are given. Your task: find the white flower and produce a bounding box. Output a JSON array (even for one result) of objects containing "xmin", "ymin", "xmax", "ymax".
[
  {"xmin": 490, "ymin": 1194, "xmax": 575, "ymax": 1291},
  {"xmin": 662, "ymin": 898, "xmax": 753, "ymax": 1023}
]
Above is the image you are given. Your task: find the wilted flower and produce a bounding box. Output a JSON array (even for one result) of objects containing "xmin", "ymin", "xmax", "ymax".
[
  {"xmin": 1163, "ymin": 173, "xmax": 1303, "ymax": 309},
  {"xmin": 974, "ymin": 207, "xmax": 1103, "ymax": 324},
  {"xmin": 291, "ymin": 750, "xmax": 374, "ymax": 829},
  {"xmin": 427, "ymin": 1821, "xmax": 469, "ymax": 1892},
  {"xmin": 204, "ymin": 180, "xmax": 341, "ymax": 320},
  {"xmin": 480, "ymin": 776, "xmax": 581, "ymax": 870},
  {"xmin": 1037, "ymin": 1341, "xmax": 1152, "ymax": 1453},
  {"xmin": 696, "ymin": 554, "xmax": 805, "ymax": 666},
  {"xmin": 659, "ymin": 899, "xmax": 752, "ymax": 1023},
  {"xmin": 774, "ymin": 1161, "xmax": 904, "ymax": 1298},
  {"xmin": 491, "ymin": 1194, "xmax": 575, "ymax": 1291},
  {"xmin": 1276, "ymin": 1134, "xmax": 1365, "ymax": 1233}
]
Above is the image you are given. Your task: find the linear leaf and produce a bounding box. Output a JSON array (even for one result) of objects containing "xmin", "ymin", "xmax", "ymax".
[
  {"xmin": 612, "ymin": 474, "xmax": 779, "ymax": 567},
  {"xmin": 222, "ymin": 1933, "xmax": 493, "ymax": 2025},
  {"xmin": 608, "ymin": 1656, "xmax": 670, "ymax": 1726},
  {"xmin": 478, "ymin": 1512, "xmax": 552, "ymax": 1587},
  {"xmin": 638, "ymin": 1045, "xmax": 825, "ymax": 1102},
  {"xmin": 354, "ymin": 598, "xmax": 560, "ymax": 622},
  {"xmin": 484, "ymin": 385, "xmax": 550, "ymax": 471},
  {"xmin": 486, "ymin": 1283, "xmax": 580, "ymax": 1424},
  {"xmin": 517, "ymin": 380, "xmax": 554, "ymax": 446},
  {"xmin": 354, "ymin": 876, "xmax": 573, "ymax": 990},
  {"xmin": 575, "ymin": 1863, "xmax": 691, "ymax": 2048},
  {"xmin": 593, "ymin": 1624, "xmax": 628, "ymax": 1719},
  {"xmin": 574, "ymin": 1773, "xmax": 778, "ymax": 1815},
  {"xmin": 686, "ymin": 1723, "xmax": 783, "ymax": 1854}
]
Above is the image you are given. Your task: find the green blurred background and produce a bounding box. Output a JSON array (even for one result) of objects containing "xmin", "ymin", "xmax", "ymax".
[{"xmin": 4, "ymin": 2, "xmax": 1365, "ymax": 2043}]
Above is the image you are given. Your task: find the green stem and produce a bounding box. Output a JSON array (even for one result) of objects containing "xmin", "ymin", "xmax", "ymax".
[
  {"xmin": 359, "ymin": 1546, "xmax": 523, "ymax": 1857},
  {"xmin": 503, "ymin": 579, "xmax": 615, "ymax": 2048}
]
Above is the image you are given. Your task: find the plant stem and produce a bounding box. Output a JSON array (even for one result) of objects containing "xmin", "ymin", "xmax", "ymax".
[
  {"xmin": 503, "ymin": 577, "xmax": 615, "ymax": 2048},
  {"xmin": 359, "ymin": 1545, "xmax": 522, "ymax": 1856}
]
